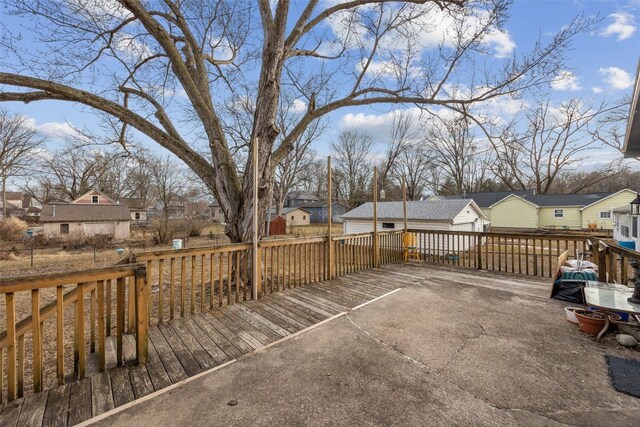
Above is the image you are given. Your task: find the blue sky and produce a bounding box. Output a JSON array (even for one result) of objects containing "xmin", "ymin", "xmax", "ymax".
[{"xmin": 1, "ymin": 0, "xmax": 639, "ymax": 169}]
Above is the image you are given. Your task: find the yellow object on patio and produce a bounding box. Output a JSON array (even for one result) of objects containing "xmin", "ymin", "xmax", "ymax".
[{"xmin": 403, "ymin": 232, "xmax": 420, "ymax": 261}]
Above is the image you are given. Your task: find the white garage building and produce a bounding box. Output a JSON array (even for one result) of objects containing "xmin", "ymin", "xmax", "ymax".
[{"xmin": 342, "ymin": 199, "xmax": 489, "ymax": 253}]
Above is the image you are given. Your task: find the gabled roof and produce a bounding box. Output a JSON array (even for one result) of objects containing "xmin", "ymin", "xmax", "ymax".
[
  {"xmin": 488, "ymin": 193, "xmax": 539, "ymax": 208},
  {"xmin": 299, "ymin": 201, "xmax": 348, "ymax": 209},
  {"xmin": 342, "ymin": 199, "xmax": 485, "ymax": 222},
  {"xmin": 577, "ymin": 189, "xmax": 637, "ymax": 210},
  {"xmin": 41, "ymin": 204, "xmax": 131, "ymax": 222},
  {"xmin": 281, "ymin": 207, "xmax": 310, "ymax": 215},
  {"xmin": 446, "ymin": 190, "xmax": 535, "ymax": 208},
  {"xmin": 72, "ymin": 189, "xmax": 117, "ymax": 205}
]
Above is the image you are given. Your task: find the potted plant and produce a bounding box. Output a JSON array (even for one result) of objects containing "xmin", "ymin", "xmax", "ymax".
[{"xmin": 574, "ymin": 309, "xmax": 621, "ymax": 335}]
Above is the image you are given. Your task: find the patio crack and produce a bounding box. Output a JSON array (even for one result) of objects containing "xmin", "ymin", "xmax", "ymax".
[
  {"xmin": 344, "ymin": 313, "xmax": 432, "ymax": 372},
  {"xmin": 344, "ymin": 314, "xmax": 571, "ymax": 426}
]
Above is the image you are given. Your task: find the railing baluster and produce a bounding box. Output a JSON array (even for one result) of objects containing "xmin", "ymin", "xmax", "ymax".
[
  {"xmin": 6, "ymin": 293, "xmax": 16, "ymax": 401},
  {"xmin": 116, "ymin": 277, "xmax": 125, "ymax": 366},
  {"xmin": 180, "ymin": 256, "xmax": 186, "ymax": 317},
  {"xmin": 106, "ymin": 279, "xmax": 112, "ymax": 335},
  {"xmin": 191, "ymin": 255, "xmax": 197, "ymax": 314},
  {"xmin": 158, "ymin": 259, "xmax": 164, "ymax": 322},
  {"xmin": 17, "ymin": 335, "xmax": 24, "ymax": 398},
  {"xmin": 32, "ymin": 288, "xmax": 43, "ymax": 392},
  {"xmin": 218, "ymin": 253, "xmax": 224, "ymax": 307},
  {"xmin": 201, "ymin": 254, "xmax": 206, "ymax": 310},
  {"xmin": 170, "ymin": 257, "xmax": 175, "ymax": 320},
  {"xmin": 210, "ymin": 253, "xmax": 215, "ymax": 309},
  {"xmin": 56, "ymin": 285, "xmax": 65, "ymax": 385},
  {"xmin": 75, "ymin": 282, "xmax": 86, "ymax": 379},
  {"xmin": 90, "ymin": 287, "xmax": 96, "ymax": 353},
  {"xmin": 97, "ymin": 280, "xmax": 106, "ymax": 371}
]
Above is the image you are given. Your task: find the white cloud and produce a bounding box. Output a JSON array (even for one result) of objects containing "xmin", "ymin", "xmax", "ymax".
[
  {"xmin": 592, "ymin": 86, "xmax": 603, "ymax": 94},
  {"xmin": 67, "ymin": 0, "xmax": 133, "ymax": 21},
  {"xmin": 23, "ymin": 118, "xmax": 81, "ymax": 140},
  {"xmin": 327, "ymin": 4, "xmax": 515, "ymax": 59},
  {"xmin": 550, "ymin": 70, "xmax": 581, "ymax": 91},
  {"xmin": 600, "ymin": 12, "xmax": 636, "ymax": 41},
  {"xmin": 599, "ymin": 66, "xmax": 634, "ymax": 90},
  {"xmin": 291, "ymin": 99, "xmax": 307, "ymax": 113},
  {"xmin": 113, "ymin": 33, "xmax": 154, "ymax": 60},
  {"xmin": 339, "ymin": 107, "xmax": 424, "ymax": 142}
]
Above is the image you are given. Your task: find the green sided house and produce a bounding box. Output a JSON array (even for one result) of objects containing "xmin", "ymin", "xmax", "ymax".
[{"xmin": 447, "ymin": 189, "xmax": 638, "ymax": 231}]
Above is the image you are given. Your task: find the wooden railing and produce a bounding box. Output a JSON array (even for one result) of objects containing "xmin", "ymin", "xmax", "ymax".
[
  {"xmin": 260, "ymin": 236, "xmax": 329, "ymax": 293},
  {"xmin": 132, "ymin": 243, "xmax": 252, "ymax": 325},
  {"xmin": 332, "ymin": 231, "xmax": 403, "ymax": 277},
  {"xmin": 0, "ymin": 264, "xmax": 148, "ymax": 403},
  {"xmin": 588, "ymin": 238, "xmax": 640, "ymax": 285},
  {"xmin": 409, "ymin": 230, "xmax": 590, "ymax": 278}
]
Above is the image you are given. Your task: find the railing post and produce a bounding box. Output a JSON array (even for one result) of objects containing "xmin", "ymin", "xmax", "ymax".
[
  {"xmin": 134, "ymin": 265, "xmax": 149, "ymax": 365},
  {"xmin": 476, "ymin": 233, "xmax": 483, "ymax": 269}
]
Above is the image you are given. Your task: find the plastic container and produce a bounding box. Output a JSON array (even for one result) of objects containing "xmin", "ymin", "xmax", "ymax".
[
  {"xmin": 564, "ymin": 307, "xmax": 581, "ymax": 324},
  {"xmin": 172, "ymin": 239, "xmax": 183, "ymax": 250},
  {"xmin": 617, "ymin": 241, "xmax": 636, "ymax": 250}
]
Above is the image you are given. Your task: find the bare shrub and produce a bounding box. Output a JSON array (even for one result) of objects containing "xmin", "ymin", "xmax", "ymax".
[{"xmin": 0, "ymin": 217, "xmax": 28, "ymax": 241}]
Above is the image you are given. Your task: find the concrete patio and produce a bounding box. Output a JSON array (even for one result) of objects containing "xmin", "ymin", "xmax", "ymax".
[{"xmin": 89, "ymin": 264, "xmax": 640, "ymax": 426}]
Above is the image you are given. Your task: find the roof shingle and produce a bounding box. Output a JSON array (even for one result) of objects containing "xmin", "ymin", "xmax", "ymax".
[
  {"xmin": 342, "ymin": 199, "xmax": 476, "ymax": 221},
  {"xmin": 41, "ymin": 204, "xmax": 131, "ymax": 222}
]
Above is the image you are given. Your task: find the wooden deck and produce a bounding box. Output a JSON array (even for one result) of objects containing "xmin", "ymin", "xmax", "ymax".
[{"xmin": 0, "ymin": 264, "xmax": 411, "ymax": 427}]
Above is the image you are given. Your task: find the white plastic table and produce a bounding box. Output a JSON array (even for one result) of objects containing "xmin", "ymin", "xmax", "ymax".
[{"xmin": 583, "ymin": 286, "xmax": 640, "ymax": 341}]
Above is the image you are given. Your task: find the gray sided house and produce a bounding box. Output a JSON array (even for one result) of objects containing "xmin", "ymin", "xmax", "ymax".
[
  {"xmin": 624, "ymin": 59, "xmax": 640, "ymax": 159},
  {"xmin": 285, "ymin": 191, "xmax": 319, "ymax": 207},
  {"xmin": 40, "ymin": 204, "xmax": 131, "ymax": 240},
  {"xmin": 299, "ymin": 201, "xmax": 348, "ymax": 223}
]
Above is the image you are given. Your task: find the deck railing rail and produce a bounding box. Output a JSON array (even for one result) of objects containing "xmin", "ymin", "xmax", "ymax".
[
  {"xmin": 409, "ymin": 229, "xmax": 591, "ymax": 278},
  {"xmin": 0, "ymin": 264, "xmax": 148, "ymax": 402}
]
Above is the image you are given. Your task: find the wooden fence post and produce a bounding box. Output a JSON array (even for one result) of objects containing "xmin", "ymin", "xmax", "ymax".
[
  {"xmin": 476, "ymin": 233, "xmax": 483, "ymax": 269},
  {"xmin": 135, "ymin": 266, "xmax": 149, "ymax": 365},
  {"xmin": 327, "ymin": 156, "xmax": 334, "ymax": 279}
]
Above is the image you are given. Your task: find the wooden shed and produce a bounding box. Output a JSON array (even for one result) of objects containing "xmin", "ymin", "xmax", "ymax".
[{"xmin": 267, "ymin": 215, "xmax": 286, "ymax": 236}]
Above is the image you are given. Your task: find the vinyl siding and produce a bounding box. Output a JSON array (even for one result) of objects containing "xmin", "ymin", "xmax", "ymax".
[
  {"xmin": 481, "ymin": 208, "xmax": 491, "ymax": 221},
  {"xmin": 490, "ymin": 197, "xmax": 538, "ymax": 229},
  {"xmin": 285, "ymin": 209, "xmax": 311, "ymax": 226},
  {"xmin": 538, "ymin": 207, "xmax": 581, "ymax": 229},
  {"xmin": 342, "ymin": 219, "xmax": 477, "ymax": 253},
  {"xmin": 343, "ymin": 219, "xmax": 450, "ymax": 234},
  {"xmin": 73, "ymin": 191, "xmax": 115, "ymax": 205},
  {"xmin": 581, "ymin": 190, "xmax": 637, "ymax": 230}
]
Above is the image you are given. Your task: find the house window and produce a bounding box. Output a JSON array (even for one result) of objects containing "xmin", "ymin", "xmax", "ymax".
[
  {"xmin": 303, "ymin": 215, "xmax": 306, "ymax": 220},
  {"xmin": 135, "ymin": 212, "xmax": 141, "ymax": 220},
  {"xmin": 219, "ymin": 209, "xmax": 223, "ymax": 215},
  {"xmin": 599, "ymin": 211, "xmax": 611, "ymax": 219},
  {"xmin": 554, "ymin": 209, "xmax": 564, "ymax": 218},
  {"xmin": 92, "ymin": 195, "xmax": 99, "ymax": 204},
  {"xmin": 291, "ymin": 215, "xmax": 294, "ymax": 220},
  {"xmin": 633, "ymin": 219, "xmax": 638, "ymax": 238},
  {"xmin": 60, "ymin": 224, "xmax": 69, "ymax": 235},
  {"xmin": 382, "ymin": 222, "xmax": 395, "ymax": 229},
  {"xmin": 622, "ymin": 225, "xmax": 630, "ymax": 238}
]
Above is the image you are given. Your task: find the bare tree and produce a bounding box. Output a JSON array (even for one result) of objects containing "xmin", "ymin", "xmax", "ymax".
[
  {"xmin": 377, "ymin": 111, "xmax": 416, "ymax": 193},
  {"xmin": 272, "ymin": 95, "xmax": 326, "ymax": 214},
  {"xmin": 393, "ymin": 143, "xmax": 433, "ymax": 200},
  {"xmin": 0, "ymin": 0, "xmax": 592, "ymax": 241},
  {"xmin": 491, "ymin": 99, "xmax": 613, "ymax": 194},
  {"xmin": 425, "ymin": 114, "xmax": 489, "ymax": 195},
  {"xmin": 0, "ymin": 110, "xmax": 44, "ymax": 218},
  {"xmin": 331, "ymin": 129, "xmax": 374, "ymax": 207},
  {"xmin": 25, "ymin": 143, "xmax": 124, "ymax": 202}
]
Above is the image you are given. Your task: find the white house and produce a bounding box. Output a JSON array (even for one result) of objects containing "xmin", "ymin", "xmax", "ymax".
[
  {"xmin": 342, "ymin": 199, "xmax": 489, "ymax": 253},
  {"xmin": 613, "ymin": 205, "xmax": 639, "ymax": 250}
]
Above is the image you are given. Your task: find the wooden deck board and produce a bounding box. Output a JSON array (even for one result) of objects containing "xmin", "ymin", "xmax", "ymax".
[
  {"xmin": 41, "ymin": 385, "xmax": 68, "ymax": 427},
  {"xmin": 147, "ymin": 327, "xmax": 188, "ymax": 384},
  {"xmin": 109, "ymin": 367, "xmax": 136, "ymax": 408},
  {"xmin": 90, "ymin": 371, "xmax": 113, "ymax": 417},
  {"xmin": 67, "ymin": 377, "xmax": 92, "ymax": 426},
  {"xmin": 4, "ymin": 263, "xmax": 418, "ymax": 427}
]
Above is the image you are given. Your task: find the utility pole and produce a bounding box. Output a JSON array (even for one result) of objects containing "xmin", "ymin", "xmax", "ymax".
[{"xmin": 252, "ymin": 139, "xmax": 260, "ymax": 300}]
